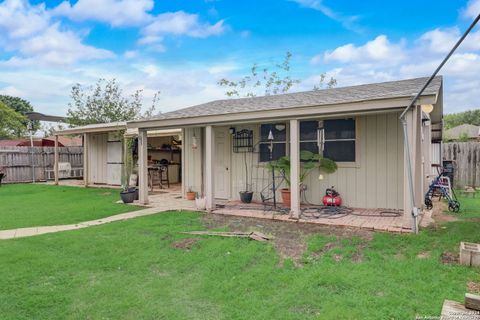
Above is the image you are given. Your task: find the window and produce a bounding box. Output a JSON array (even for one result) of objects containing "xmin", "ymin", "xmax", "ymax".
[
  {"xmin": 322, "ymin": 119, "xmax": 356, "ymax": 162},
  {"xmin": 259, "ymin": 123, "xmax": 287, "ymax": 162},
  {"xmin": 300, "ymin": 120, "xmax": 320, "ymax": 155},
  {"xmin": 299, "ymin": 118, "xmax": 356, "ymax": 162}
]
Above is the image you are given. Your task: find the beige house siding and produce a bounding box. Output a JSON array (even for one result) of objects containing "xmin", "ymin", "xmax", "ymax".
[
  {"xmin": 184, "ymin": 127, "xmax": 204, "ymax": 196},
  {"xmin": 184, "ymin": 112, "xmax": 405, "ymax": 210}
]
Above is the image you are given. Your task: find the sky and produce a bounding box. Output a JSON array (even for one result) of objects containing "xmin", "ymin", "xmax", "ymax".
[{"xmin": 0, "ymin": 0, "xmax": 480, "ymax": 117}]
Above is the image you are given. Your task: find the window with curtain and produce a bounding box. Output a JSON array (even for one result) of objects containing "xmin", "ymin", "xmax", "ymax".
[
  {"xmin": 259, "ymin": 123, "xmax": 287, "ymax": 162},
  {"xmin": 299, "ymin": 118, "xmax": 356, "ymax": 162}
]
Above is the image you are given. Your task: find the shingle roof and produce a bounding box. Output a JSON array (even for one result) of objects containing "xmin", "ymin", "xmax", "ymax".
[
  {"xmin": 445, "ymin": 124, "xmax": 480, "ymax": 140},
  {"xmin": 151, "ymin": 76, "xmax": 442, "ymax": 121}
]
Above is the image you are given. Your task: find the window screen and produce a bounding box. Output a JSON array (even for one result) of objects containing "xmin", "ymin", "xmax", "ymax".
[
  {"xmin": 323, "ymin": 119, "xmax": 356, "ymax": 162},
  {"xmin": 259, "ymin": 123, "xmax": 287, "ymax": 162},
  {"xmin": 300, "ymin": 120, "xmax": 319, "ymax": 156}
]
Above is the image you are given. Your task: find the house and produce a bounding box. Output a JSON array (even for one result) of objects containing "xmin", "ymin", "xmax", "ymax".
[
  {"xmin": 54, "ymin": 76, "xmax": 443, "ymax": 231},
  {"xmin": 445, "ymin": 124, "xmax": 480, "ymax": 141},
  {"xmin": 0, "ymin": 138, "xmax": 65, "ymax": 147}
]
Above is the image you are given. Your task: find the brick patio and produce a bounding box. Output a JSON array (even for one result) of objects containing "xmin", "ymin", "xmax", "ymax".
[
  {"xmin": 44, "ymin": 180, "xmax": 432, "ymax": 233},
  {"xmin": 212, "ymin": 201, "xmax": 432, "ymax": 233}
]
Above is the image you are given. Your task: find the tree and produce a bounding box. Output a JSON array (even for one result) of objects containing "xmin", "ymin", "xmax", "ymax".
[
  {"xmin": 0, "ymin": 95, "xmax": 38, "ymax": 136},
  {"xmin": 218, "ymin": 51, "xmax": 336, "ymax": 97},
  {"xmin": 66, "ymin": 79, "xmax": 160, "ymax": 126},
  {"xmin": 0, "ymin": 102, "xmax": 28, "ymax": 139},
  {"xmin": 444, "ymin": 109, "xmax": 480, "ymax": 129}
]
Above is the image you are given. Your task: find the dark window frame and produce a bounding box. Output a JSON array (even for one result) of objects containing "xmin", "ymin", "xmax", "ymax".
[
  {"xmin": 259, "ymin": 123, "xmax": 287, "ymax": 162},
  {"xmin": 322, "ymin": 118, "xmax": 356, "ymax": 162}
]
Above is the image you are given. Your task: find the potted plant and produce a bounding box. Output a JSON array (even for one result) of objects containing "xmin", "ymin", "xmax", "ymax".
[
  {"xmin": 186, "ymin": 187, "xmax": 196, "ymax": 200},
  {"xmin": 239, "ymin": 152, "xmax": 254, "ymax": 203},
  {"xmin": 120, "ymin": 136, "xmax": 137, "ymax": 204},
  {"xmin": 266, "ymin": 150, "xmax": 337, "ymax": 207}
]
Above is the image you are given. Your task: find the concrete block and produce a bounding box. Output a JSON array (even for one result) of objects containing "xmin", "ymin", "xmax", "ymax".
[
  {"xmin": 460, "ymin": 242, "xmax": 480, "ymax": 267},
  {"xmin": 465, "ymin": 293, "xmax": 480, "ymax": 311}
]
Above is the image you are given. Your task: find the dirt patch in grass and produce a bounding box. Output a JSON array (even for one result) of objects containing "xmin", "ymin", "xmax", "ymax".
[
  {"xmin": 312, "ymin": 242, "xmax": 337, "ymax": 258},
  {"xmin": 201, "ymin": 213, "xmax": 373, "ymax": 264},
  {"xmin": 98, "ymin": 192, "xmax": 113, "ymax": 196},
  {"xmin": 467, "ymin": 281, "xmax": 480, "ymax": 294},
  {"xmin": 172, "ymin": 238, "xmax": 201, "ymax": 250},
  {"xmin": 440, "ymin": 251, "xmax": 459, "ymax": 264},
  {"xmin": 432, "ymin": 200, "xmax": 459, "ymax": 224}
]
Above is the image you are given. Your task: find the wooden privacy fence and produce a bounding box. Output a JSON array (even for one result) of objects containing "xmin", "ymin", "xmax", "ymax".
[
  {"xmin": 443, "ymin": 142, "xmax": 480, "ymax": 187},
  {"xmin": 0, "ymin": 146, "xmax": 83, "ymax": 183}
]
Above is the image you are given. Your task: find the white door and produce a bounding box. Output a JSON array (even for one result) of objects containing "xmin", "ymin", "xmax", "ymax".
[
  {"xmin": 89, "ymin": 134, "xmax": 108, "ymax": 184},
  {"xmin": 214, "ymin": 128, "xmax": 231, "ymax": 199},
  {"xmin": 107, "ymin": 133, "xmax": 123, "ymax": 185}
]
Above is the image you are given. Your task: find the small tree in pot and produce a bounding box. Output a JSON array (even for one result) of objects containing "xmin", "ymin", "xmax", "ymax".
[
  {"xmin": 120, "ymin": 135, "xmax": 137, "ymax": 204},
  {"xmin": 266, "ymin": 150, "xmax": 337, "ymax": 207}
]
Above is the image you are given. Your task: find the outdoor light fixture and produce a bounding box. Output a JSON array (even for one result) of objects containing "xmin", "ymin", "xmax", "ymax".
[
  {"xmin": 421, "ymin": 104, "xmax": 434, "ymax": 114},
  {"xmin": 229, "ymin": 127, "xmax": 236, "ymax": 135}
]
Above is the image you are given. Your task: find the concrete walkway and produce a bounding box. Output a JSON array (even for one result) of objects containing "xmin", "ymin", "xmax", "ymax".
[{"xmin": 0, "ymin": 207, "xmax": 178, "ymax": 240}]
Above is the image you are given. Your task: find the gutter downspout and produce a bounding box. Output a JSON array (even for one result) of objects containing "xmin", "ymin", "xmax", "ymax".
[{"xmin": 400, "ymin": 13, "xmax": 480, "ymax": 234}]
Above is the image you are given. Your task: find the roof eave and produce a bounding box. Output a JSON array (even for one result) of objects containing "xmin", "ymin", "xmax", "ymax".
[
  {"xmin": 128, "ymin": 94, "xmax": 438, "ymax": 130},
  {"xmin": 54, "ymin": 122, "xmax": 127, "ymax": 135}
]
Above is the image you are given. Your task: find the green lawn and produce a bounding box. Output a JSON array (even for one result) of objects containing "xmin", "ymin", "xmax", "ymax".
[
  {"xmin": 0, "ymin": 184, "xmax": 141, "ymax": 230},
  {"xmin": 0, "ymin": 190, "xmax": 479, "ymax": 319},
  {"xmin": 454, "ymin": 189, "xmax": 480, "ymax": 219}
]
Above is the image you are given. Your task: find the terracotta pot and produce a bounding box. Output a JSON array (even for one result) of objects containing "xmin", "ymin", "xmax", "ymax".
[
  {"xmin": 281, "ymin": 188, "xmax": 291, "ymax": 208},
  {"xmin": 186, "ymin": 192, "xmax": 196, "ymax": 200}
]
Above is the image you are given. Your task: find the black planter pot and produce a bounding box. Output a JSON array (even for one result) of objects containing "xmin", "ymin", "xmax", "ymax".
[
  {"xmin": 120, "ymin": 190, "xmax": 136, "ymax": 203},
  {"xmin": 239, "ymin": 191, "xmax": 253, "ymax": 203},
  {"xmin": 128, "ymin": 187, "xmax": 139, "ymax": 200}
]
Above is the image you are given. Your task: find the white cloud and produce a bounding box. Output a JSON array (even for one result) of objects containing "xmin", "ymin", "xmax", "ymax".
[
  {"xmin": 0, "ymin": 85, "xmax": 25, "ymax": 97},
  {"xmin": 0, "ymin": 59, "xmax": 237, "ymax": 116},
  {"xmin": 291, "ymin": 0, "xmax": 362, "ymax": 32},
  {"xmin": 123, "ymin": 50, "xmax": 138, "ymax": 59},
  {"xmin": 462, "ymin": 0, "xmax": 480, "ymax": 19},
  {"xmin": 0, "ymin": 0, "xmax": 113, "ymax": 66},
  {"xmin": 321, "ymin": 35, "xmax": 405, "ymax": 64},
  {"xmin": 16, "ymin": 24, "xmax": 113, "ymax": 66},
  {"xmin": 312, "ymin": 28, "xmax": 480, "ymax": 112},
  {"xmin": 418, "ymin": 27, "xmax": 480, "ymax": 54},
  {"xmin": 0, "ymin": 0, "xmax": 49, "ymax": 40},
  {"xmin": 140, "ymin": 11, "xmax": 225, "ymax": 45},
  {"xmin": 53, "ymin": 0, "xmax": 154, "ymax": 27}
]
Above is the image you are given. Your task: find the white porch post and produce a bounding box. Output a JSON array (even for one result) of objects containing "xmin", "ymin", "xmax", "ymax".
[
  {"xmin": 181, "ymin": 128, "xmax": 186, "ymax": 197},
  {"xmin": 205, "ymin": 125, "xmax": 215, "ymax": 211},
  {"xmin": 54, "ymin": 135, "xmax": 59, "ymax": 185},
  {"xmin": 83, "ymin": 133, "xmax": 89, "ymax": 187},
  {"xmin": 138, "ymin": 129, "xmax": 149, "ymax": 205},
  {"xmin": 290, "ymin": 119, "xmax": 301, "ymax": 219}
]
